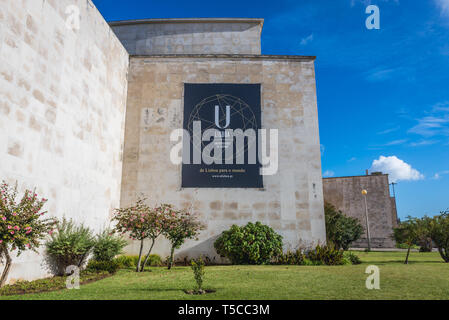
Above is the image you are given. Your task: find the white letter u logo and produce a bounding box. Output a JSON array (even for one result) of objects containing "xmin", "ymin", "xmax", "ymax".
[{"xmin": 215, "ymin": 105, "xmax": 231, "ymax": 129}]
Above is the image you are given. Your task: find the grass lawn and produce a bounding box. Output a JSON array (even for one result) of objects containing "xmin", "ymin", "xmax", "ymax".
[{"xmin": 1, "ymin": 251, "xmax": 449, "ymax": 300}]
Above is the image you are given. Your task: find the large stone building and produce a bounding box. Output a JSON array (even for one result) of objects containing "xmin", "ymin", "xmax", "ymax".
[
  {"xmin": 112, "ymin": 18, "xmax": 326, "ymax": 258},
  {"xmin": 323, "ymin": 173, "xmax": 398, "ymax": 248},
  {"xmin": 0, "ymin": 0, "xmax": 325, "ymax": 283}
]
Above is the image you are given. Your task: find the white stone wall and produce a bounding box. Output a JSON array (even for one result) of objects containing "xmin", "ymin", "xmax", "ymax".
[
  {"xmin": 111, "ymin": 19, "xmax": 262, "ymax": 55},
  {"xmin": 121, "ymin": 56, "xmax": 326, "ymax": 261},
  {"xmin": 0, "ymin": 0, "xmax": 129, "ymax": 283}
]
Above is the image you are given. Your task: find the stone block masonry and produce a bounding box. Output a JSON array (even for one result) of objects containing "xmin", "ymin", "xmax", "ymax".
[
  {"xmin": 323, "ymin": 174, "xmax": 398, "ymax": 248},
  {"xmin": 110, "ymin": 18, "xmax": 263, "ymax": 55},
  {"xmin": 120, "ymin": 54, "xmax": 326, "ymax": 260},
  {"xmin": 0, "ymin": 0, "xmax": 129, "ymax": 283},
  {"xmin": 0, "ymin": 8, "xmax": 327, "ymax": 280}
]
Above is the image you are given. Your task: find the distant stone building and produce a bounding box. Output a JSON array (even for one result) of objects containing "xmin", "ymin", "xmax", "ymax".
[{"xmin": 322, "ymin": 173, "xmax": 398, "ymax": 248}]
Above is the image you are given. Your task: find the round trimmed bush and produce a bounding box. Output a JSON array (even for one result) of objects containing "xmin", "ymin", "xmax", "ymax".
[{"xmin": 214, "ymin": 222, "xmax": 283, "ymax": 265}]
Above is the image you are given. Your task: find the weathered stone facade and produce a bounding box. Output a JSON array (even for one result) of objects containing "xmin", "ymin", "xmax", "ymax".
[
  {"xmin": 0, "ymin": 4, "xmax": 326, "ymax": 282},
  {"xmin": 0, "ymin": 0, "xmax": 129, "ymax": 282},
  {"xmin": 117, "ymin": 19, "xmax": 326, "ymax": 259},
  {"xmin": 323, "ymin": 174, "xmax": 398, "ymax": 248},
  {"xmin": 110, "ymin": 18, "xmax": 262, "ymax": 55}
]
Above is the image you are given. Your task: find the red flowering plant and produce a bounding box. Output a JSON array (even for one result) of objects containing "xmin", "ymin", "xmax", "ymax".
[
  {"xmin": 139, "ymin": 204, "xmax": 173, "ymax": 272},
  {"xmin": 112, "ymin": 199, "xmax": 171, "ymax": 272},
  {"xmin": 164, "ymin": 209, "xmax": 205, "ymax": 270},
  {"xmin": 0, "ymin": 181, "xmax": 57, "ymax": 288}
]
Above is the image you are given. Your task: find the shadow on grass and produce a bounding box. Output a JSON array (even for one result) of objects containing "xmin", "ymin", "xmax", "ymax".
[
  {"xmin": 363, "ymin": 260, "xmax": 444, "ymax": 265},
  {"xmin": 135, "ymin": 288, "xmax": 184, "ymax": 292},
  {"xmin": 135, "ymin": 287, "xmax": 218, "ymax": 294}
]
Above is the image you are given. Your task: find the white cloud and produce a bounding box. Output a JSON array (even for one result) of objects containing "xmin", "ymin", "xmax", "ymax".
[
  {"xmin": 370, "ymin": 156, "xmax": 424, "ymax": 182},
  {"xmin": 407, "ymin": 102, "xmax": 449, "ymax": 146},
  {"xmin": 384, "ymin": 139, "xmax": 407, "ymax": 146},
  {"xmin": 435, "ymin": 0, "xmax": 449, "ymax": 16},
  {"xmin": 377, "ymin": 126, "xmax": 400, "ymax": 135},
  {"xmin": 408, "ymin": 115, "xmax": 449, "ymax": 137},
  {"xmin": 300, "ymin": 34, "xmax": 314, "ymax": 46},
  {"xmin": 323, "ymin": 170, "xmax": 335, "ymax": 178},
  {"xmin": 432, "ymin": 101, "xmax": 449, "ymax": 112},
  {"xmin": 433, "ymin": 170, "xmax": 449, "ymax": 179},
  {"xmin": 409, "ymin": 140, "xmax": 439, "ymax": 147}
]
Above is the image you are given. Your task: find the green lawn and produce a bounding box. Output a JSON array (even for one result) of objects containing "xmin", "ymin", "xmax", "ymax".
[{"xmin": 2, "ymin": 251, "xmax": 449, "ymax": 300}]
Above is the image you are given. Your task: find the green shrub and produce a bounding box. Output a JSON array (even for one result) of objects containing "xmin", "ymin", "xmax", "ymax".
[
  {"xmin": 214, "ymin": 222, "xmax": 283, "ymax": 265},
  {"xmin": 92, "ymin": 230, "xmax": 128, "ymax": 262},
  {"xmin": 325, "ymin": 203, "xmax": 364, "ymax": 250},
  {"xmin": 114, "ymin": 255, "xmax": 134, "ymax": 268},
  {"xmin": 344, "ymin": 251, "xmax": 362, "ymax": 265},
  {"xmin": 86, "ymin": 260, "xmax": 120, "ymax": 274},
  {"xmin": 429, "ymin": 212, "xmax": 449, "ymax": 262},
  {"xmin": 114, "ymin": 254, "xmax": 162, "ymax": 269},
  {"xmin": 191, "ymin": 257, "xmax": 205, "ymax": 291},
  {"xmin": 273, "ymin": 249, "xmax": 305, "ymax": 265},
  {"xmin": 396, "ymin": 242, "xmax": 419, "ymax": 250},
  {"xmin": 46, "ymin": 218, "xmax": 95, "ymax": 275},
  {"xmin": 302, "ymin": 258, "xmax": 318, "ymax": 266},
  {"xmin": 306, "ymin": 244, "xmax": 345, "ymax": 266}
]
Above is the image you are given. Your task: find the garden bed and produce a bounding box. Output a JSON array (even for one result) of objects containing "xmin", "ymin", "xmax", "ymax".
[{"xmin": 0, "ymin": 271, "xmax": 112, "ymax": 296}]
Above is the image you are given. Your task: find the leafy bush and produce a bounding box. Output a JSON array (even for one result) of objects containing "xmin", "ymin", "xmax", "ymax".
[
  {"xmin": 273, "ymin": 249, "xmax": 305, "ymax": 265},
  {"xmin": 325, "ymin": 203, "xmax": 364, "ymax": 250},
  {"xmin": 191, "ymin": 257, "xmax": 205, "ymax": 291},
  {"xmin": 396, "ymin": 242, "xmax": 419, "ymax": 250},
  {"xmin": 306, "ymin": 244, "xmax": 345, "ymax": 266},
  {"xmin": 0, "ymin": 181, "xmax": 57, "ymax": 288},
  {"xmin": 92, "ymin": 230, "xmax": 128, "ymax": 262},
  {"xmin": 46, "ymin": 218, "xmax": 95, "ymax": 275},
  {"xmin": 393, "ymin": 216, "xmax": 426, "ymax": 264},
  {"xmin": 302, "ymin": 258, "xmax": 318, "ymax": 266},
  {"xmin": 86, "ymin": 260, "xmax": 120, "ymax": 274},
  {"xmin": 344, "ymin": 251, "xmax": 362, "ymax": 265},
  {"xmin": 114, "ymin": 254, "xmax": 162, "ymax": 269},
  {"xmin": 429, "ymin": 211, "xmax": 449, "ymax": 262},
  {"xmin": 214, "ymin": 222, "xmax": 283, "ymax": 265},
  {"xmin": 114, "ymin": 255, "xmax": 134, "ymax": 268}
]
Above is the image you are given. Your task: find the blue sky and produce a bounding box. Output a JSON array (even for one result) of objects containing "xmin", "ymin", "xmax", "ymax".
[{"xmin": 92, "ymin": 0, "xmax": 449, "ymax": 219}]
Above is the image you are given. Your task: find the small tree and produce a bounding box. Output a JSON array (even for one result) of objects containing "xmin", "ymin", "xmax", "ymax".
[
  {"xmin": 191, "ymin": 256, "xmax": 206, "ymax": 293},
  {"xmin": 113, "ymin": 199, "xmax": 153, "ymax": 272},
  {"xmin": 0, "ymin": 182, "xmax": 56, "ymax": 287},
  {"xmin": 164, "ymin": 209, "xmax": 205, "ymax": 270},
  {"xmin": 113, "ymin": 200, "xmax": 171, "ymax": 272},
  {"xmin": 324, "ymin": 203, "xmax": 364, "ymax": 250},
  {"xmin": 429, "ymin": 211, "xmax": 449, "ymax": 262},
  {"xmin": 139, "ymin": 204, "xmax": 172, "ymax": 272},
  {"xmin": 393, "ymin": 216, "xmax": 420, "ymax": 264},
  {"xmin": 415, "ymin": 215, "xmax": 433, "ymax": 252}
]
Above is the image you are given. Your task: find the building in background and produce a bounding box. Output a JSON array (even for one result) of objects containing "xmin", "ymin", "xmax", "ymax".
[{"xmin": 322, "ymin": 172, "xmax": 398, "ymax": 248}]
